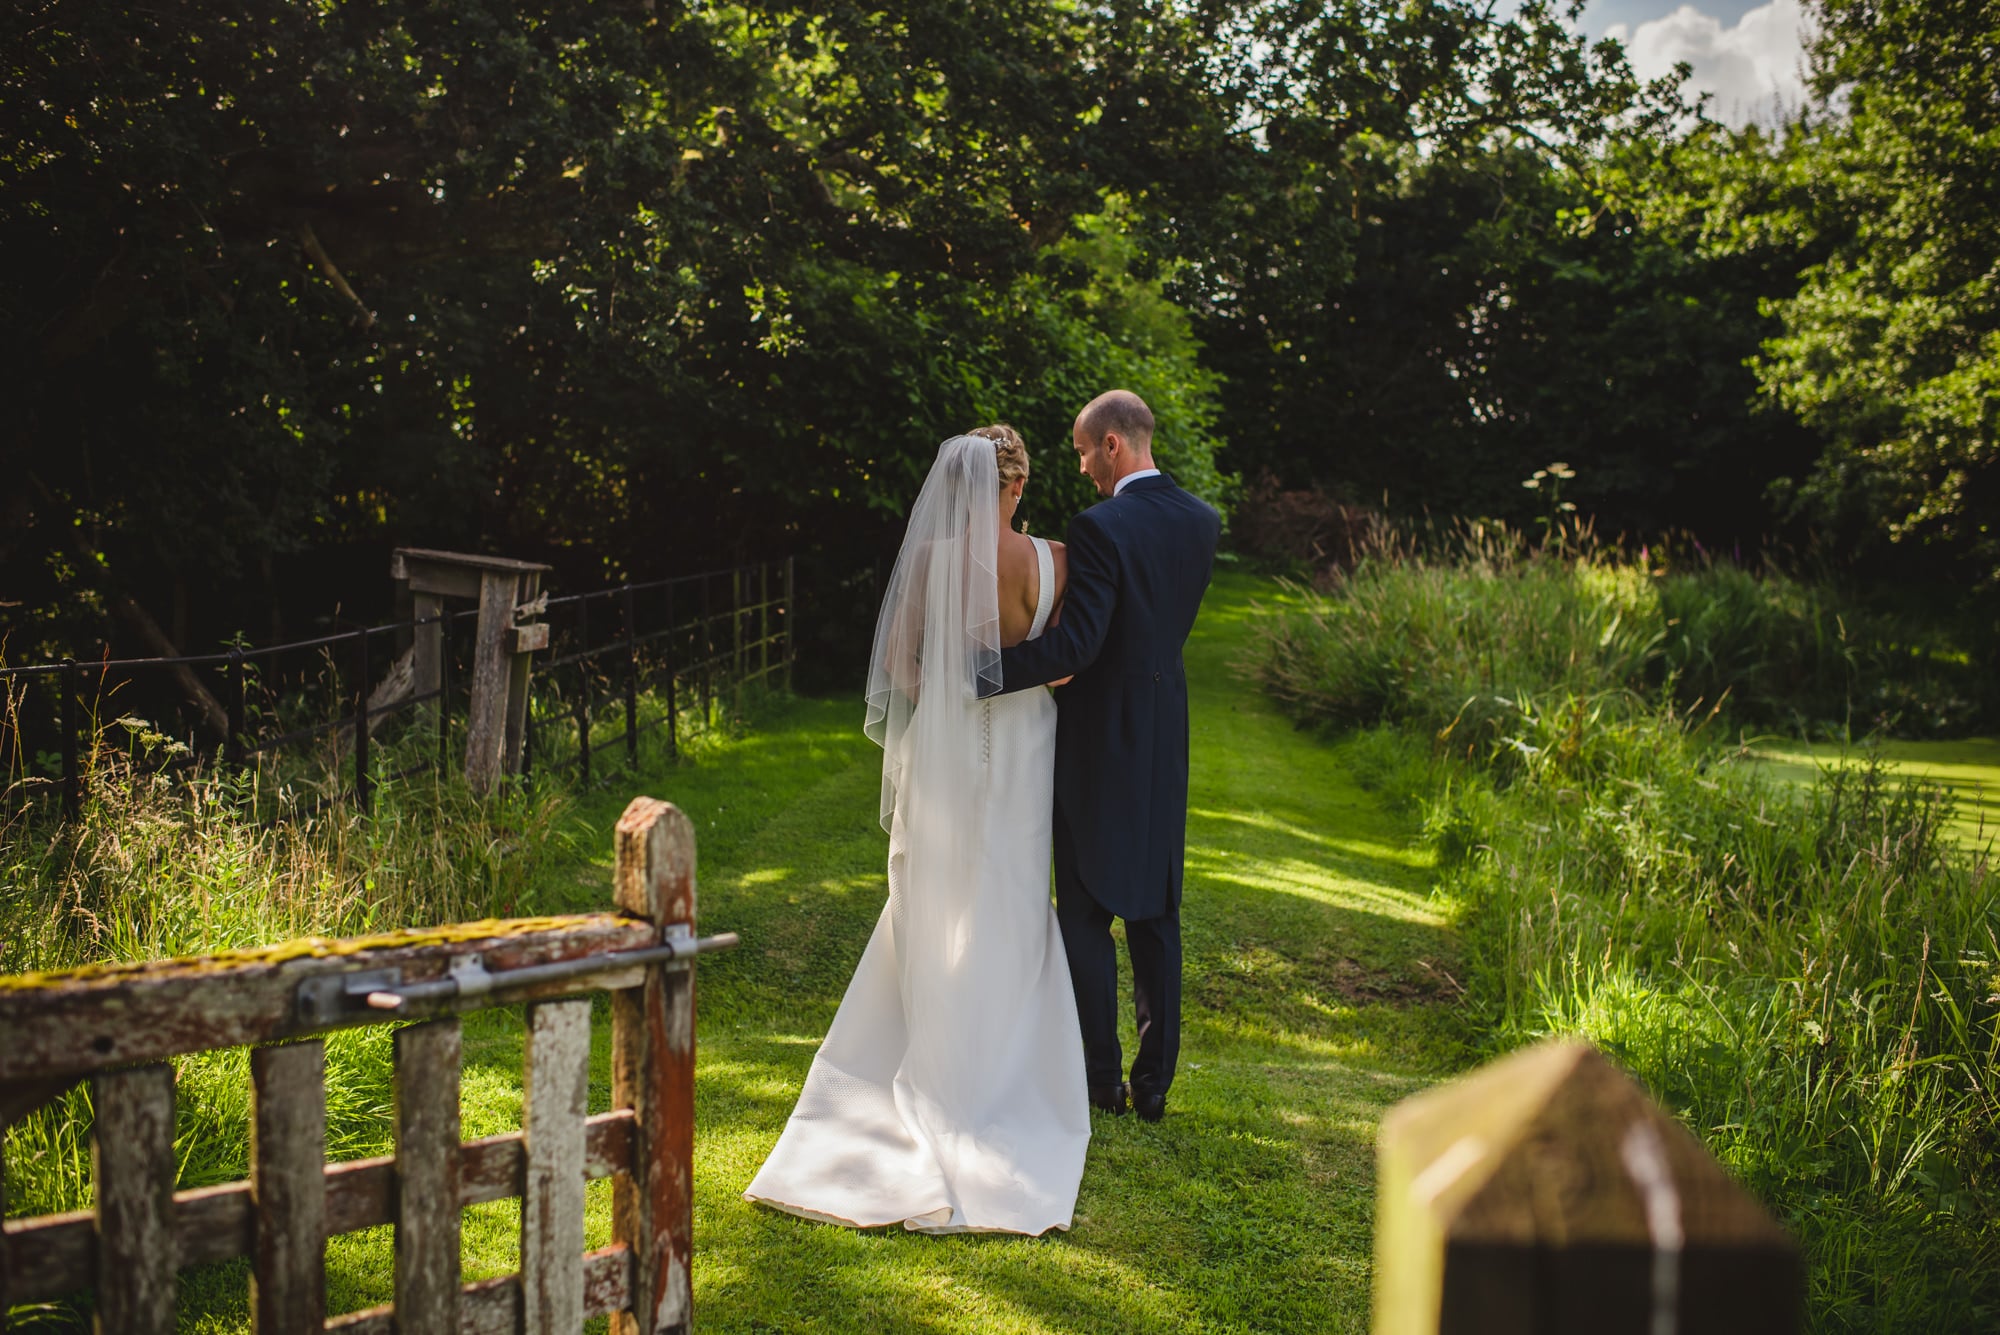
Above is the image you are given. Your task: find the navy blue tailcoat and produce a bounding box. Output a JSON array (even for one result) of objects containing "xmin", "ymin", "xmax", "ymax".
[{"xmin": 992, "ymin": 473, "xmax": 1221, "ymax": 921}]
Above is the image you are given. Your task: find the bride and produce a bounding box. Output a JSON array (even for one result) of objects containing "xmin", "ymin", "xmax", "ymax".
[{"xmin": 742, "ymin": 426, "xmax": 1090, "ymax": 1235}]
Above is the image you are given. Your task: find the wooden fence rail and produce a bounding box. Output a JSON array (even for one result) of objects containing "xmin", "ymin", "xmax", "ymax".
[{"xmin": 0, "ymin": 796, "xmax": 730, "ymax": 1335}]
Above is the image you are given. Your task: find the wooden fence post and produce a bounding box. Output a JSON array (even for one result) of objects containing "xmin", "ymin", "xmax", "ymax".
[
  {"xmin": 391, "ymin": 549, "xmax": 550, "ymax": 792},
  {"xmin": 394, "ymin": 1019, "xmax": 463, "ymax": 1330},
  {"xmin": 610, "ymin": 797, "xmax": 698, "ymax": 1335},
  {"xmin": 522, "ymin": 999, "xmax": 591, "ymax": 1333},
  {"xmin": 250, "ymin": 1041, "xmax": 327, "ymax": 1333},
  {"xmin": 466, "ymin": 573, "xmax": 517, "ymax": 793},
  {"xmin": 1373, "ymin": 1041, "xmax": 1801, "ymax": 1335},
  {"xmin": 503, "ymin": 570, "xmax": 544, "ymax": 778},
  {"xmin": 93, "ymin": 1064, "xmax": 177, "ymax": 1335}
]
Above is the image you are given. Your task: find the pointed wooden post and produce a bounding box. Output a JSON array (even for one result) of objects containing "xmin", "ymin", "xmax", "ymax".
[
  {"xmin": 610, "ymin": 798, "xmax": 697, "ymax": 1335},
  {"xmin": 1373, "ymin": 1041, "xmax": 1801, "ymax": 1335}
]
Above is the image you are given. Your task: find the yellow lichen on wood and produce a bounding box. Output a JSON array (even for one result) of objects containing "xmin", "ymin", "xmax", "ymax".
[{"xmin": 0, "ymin": 913, "xmax": 646, "ymax": 992}]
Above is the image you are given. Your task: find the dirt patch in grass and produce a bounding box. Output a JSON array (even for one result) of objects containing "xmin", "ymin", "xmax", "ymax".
[{"xmin": 1323, "ymin": 954, "xmax": 1462, "ymax": 1006}]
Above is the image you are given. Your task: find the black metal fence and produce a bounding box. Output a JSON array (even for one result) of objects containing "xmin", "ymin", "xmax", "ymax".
[
  {"xmin": 523, "ymin": 561, "xmax": 793, "ymax": 784},
  {"xmin": 0, "ymin": 558, "xmax": 794, "ymax": 822}
]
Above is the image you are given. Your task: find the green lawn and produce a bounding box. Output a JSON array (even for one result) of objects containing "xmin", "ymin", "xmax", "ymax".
[{"xmin": 1742, "ymin": 735, "xmax": 2000, "ymax": 852}]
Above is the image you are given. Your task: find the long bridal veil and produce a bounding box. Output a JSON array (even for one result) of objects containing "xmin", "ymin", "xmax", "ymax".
[
  {"xmin": 863, "ymin": 433, "xmax": 1001, "ymax": 827},
  {"xmin": 860, "ymin": 434, "xmax": 1018, "ymax": 1122}
]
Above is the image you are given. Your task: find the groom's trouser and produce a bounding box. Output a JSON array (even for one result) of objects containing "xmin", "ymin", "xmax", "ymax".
[{"xmin": 1054, "ymin": 807, "xmax": 1183, "ymax": 1099}]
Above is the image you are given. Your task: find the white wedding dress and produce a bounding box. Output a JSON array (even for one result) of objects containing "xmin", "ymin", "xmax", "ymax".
[{"xmin": 744, "ymin": 442, "xmax": 1088, "ymax": 1236}]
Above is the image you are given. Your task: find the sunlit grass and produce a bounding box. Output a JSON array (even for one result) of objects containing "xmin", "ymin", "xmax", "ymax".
[{"xmin": 1744, "ymin": 735, "xmax": 2000, "ymax": 853}]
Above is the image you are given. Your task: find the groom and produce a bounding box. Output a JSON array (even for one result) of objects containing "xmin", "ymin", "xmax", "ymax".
[{"xmin": 988, "ymin": 389, "xmax": 1221, "ymax": 1121}]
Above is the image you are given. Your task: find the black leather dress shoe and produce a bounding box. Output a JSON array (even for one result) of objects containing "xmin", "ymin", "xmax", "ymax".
[
  {"xmin": 1132, "ymin": 1088, "xmax": 1166, "ymax": 1122},
  {"xmin": 1089, "ymin": 1081, "xmax": 1129, "ymax": 1114}
]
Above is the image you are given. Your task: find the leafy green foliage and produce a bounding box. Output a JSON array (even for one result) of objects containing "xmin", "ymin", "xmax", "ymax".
[
  {"xmin": 0, "ymin": 1, "xmax": 1238, "ymax": 657},
  {"xmin": 1, "ymin": 0, "xmax": 1708, "ymax": 666},
  {"xmin": 1742, "ymin": 1, "xmax": 2000, "ymax": 581},
  {"xmin": 1203, "ymin": 130, "xmax": 1823, "ymax": 539}
]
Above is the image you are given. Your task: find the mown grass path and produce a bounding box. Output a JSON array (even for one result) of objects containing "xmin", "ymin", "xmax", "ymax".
[
  {"xmin": 1745, "ymin": 736, "xmax": 2000, "ymax": 853},
  {"xmin": 544, "ymin": 572, "xmax": 1454, "ymax": 1333}
]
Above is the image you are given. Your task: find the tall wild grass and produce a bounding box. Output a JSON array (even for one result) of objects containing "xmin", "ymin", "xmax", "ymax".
[
  {"xmin": 1259, "ymin": 521, "xmax": 1993, "ymax": 742},
  {"xmin": 1258, "ymin": 530, "xmax": 2000, "ymax": 1332},
  {"xmin": 0, "ymin": 684, "xmax": 731, "ymax": 1252}
]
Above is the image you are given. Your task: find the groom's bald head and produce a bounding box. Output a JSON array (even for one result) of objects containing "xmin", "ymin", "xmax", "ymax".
[
  {"xmin": 1075, "ymin": 390, "xmax": 1155, "ymax": 453},
  {"xmin": 1072, "ymin": 389, "xmax": 1156, "ymax": 497}
]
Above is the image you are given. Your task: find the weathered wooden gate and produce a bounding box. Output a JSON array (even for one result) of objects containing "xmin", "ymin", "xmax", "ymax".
[{"xmin": 0, "ymin": 797, "xmax": 732, "ymax": 1334}]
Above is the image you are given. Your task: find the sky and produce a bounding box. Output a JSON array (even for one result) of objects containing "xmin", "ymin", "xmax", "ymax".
[{"xmin": 1578, "ymin": 0, "xmax": 1815, "ymax": 126}]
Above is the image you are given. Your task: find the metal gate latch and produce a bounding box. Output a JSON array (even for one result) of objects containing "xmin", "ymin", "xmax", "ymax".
[{"xmin": 293, "ymin": 931, "xmax": 737, "ymax": 1026}]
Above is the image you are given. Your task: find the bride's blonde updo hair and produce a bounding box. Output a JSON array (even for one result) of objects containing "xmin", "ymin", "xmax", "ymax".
[{"xmin": 969, "ymin": 423, "xmax": 1029, "ymax": 488}]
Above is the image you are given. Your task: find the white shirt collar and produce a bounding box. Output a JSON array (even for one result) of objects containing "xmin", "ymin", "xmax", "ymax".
[{"xmin": 1113, "ymin": 468, "xmax": 1162, "ymax": 496}]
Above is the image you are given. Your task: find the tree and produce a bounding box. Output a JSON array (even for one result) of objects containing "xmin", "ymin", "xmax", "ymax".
[
  {"xmin": 1166, "ymin": 1, "xmax": 1788, "ymax": 534},
  {"xmin": 1752, "ymin": 0, "xmax": 2000, "ymax": 581},
  {"xmin": 0, "ymin": 1, "xmax": 1238, "ymax": 660},
  {"xmin": 1203, "ymin": 132, "xmax": 1820, "ymax": 540}
]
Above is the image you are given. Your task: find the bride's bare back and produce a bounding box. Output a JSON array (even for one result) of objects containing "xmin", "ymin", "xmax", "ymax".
[{"xmin": 997, "ymin": 527, "xmax": 1065, "ymax": 647}]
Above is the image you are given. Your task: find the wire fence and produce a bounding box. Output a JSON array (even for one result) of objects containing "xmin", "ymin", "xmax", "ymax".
[{"xmin": 0, "ymin": 558, "xmax": 795, "ymax": 822}]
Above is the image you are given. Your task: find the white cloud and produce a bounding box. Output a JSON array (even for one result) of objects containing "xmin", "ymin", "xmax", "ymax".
[{"xmin": 1607, "ymin": 1, "xmax": 1813, "ymax": 127}]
